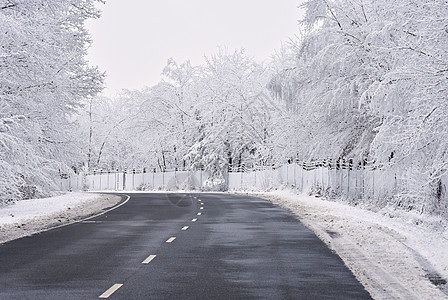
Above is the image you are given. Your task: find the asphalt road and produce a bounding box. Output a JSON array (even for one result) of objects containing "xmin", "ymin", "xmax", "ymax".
[{"xmin": 0, "ymin": 193, "xmax": 371, "ymax": 299}]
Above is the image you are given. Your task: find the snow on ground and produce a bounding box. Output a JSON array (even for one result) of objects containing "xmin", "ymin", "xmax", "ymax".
[
  {"xmin": 0, "ymin": 192, "xmax": 121, "ymax": 244},
  {"xmin": 252, "ymin": 190, "xmax": 448, "ymax": 300}
]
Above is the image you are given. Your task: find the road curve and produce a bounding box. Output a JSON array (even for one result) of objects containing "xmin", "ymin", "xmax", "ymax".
[{"xmin": 0, "ymin": 193, "xmax": 371, "ymax": 299}]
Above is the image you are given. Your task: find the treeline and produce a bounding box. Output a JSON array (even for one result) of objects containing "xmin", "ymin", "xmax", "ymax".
[
  {"xmin": 81, "ymin": 50, "xmax": 287, "ymax": 184},
  {"xmin": 85, "ymin": 1, "xmax": 448, "ymax": 213},
  {"xmin": 0, "ymin": 0, "xmax": 104, "ymax": 202},
  {"xmin": 268, "ymin": 0, "xmax": 448, "ymax": 213},
  {"xmin": 2, "ymin": 0, "xmax": 447, "ymax": 216}
]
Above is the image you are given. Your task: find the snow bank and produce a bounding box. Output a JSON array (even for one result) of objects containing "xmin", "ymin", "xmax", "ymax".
[
  {"xmin": 254, "ymin": 190, "xmax": 448, "ymax": 300},
  {"xmin": 0, "ymin": 192, "xmax": 121, "ymax": 244}
]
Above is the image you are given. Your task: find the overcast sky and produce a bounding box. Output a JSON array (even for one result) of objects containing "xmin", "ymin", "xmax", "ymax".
[{"xmin": 86, "ymin": 1, "xmax": 303, "ymax": 94}]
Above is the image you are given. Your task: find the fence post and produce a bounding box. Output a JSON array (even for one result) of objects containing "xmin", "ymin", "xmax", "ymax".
[
  {"xmin": 347, "ymin": 161, "xmax": 350, "ymax": 197},
  {"xmin": 321, "ymin": 162, "xmax": 324, "ymax": 192},
  {"xmin": 301, "ymin": 162, "xmax": 304, "ymax": 193},
  {"xmin": 394, "ymin": 172, "xmax": 397, "ymax": 195},
  {"xmin": 200, "ymin": 168, "xmax": 203, "ymax": 190},
  {"xmin": 99, "ymin": 169, "xmax": 103, "ymax": 190},
  {"xmin": 132, "ymin": 168, "xmax": 135, "ymax": 190},
  {"xmin": 123, "ymin": 168, "xmax": 126, "ymax": 190},
  {"xmin": 354, "ymin": 165, "xmax": 358, "ymax": 199},
  {"xmin": 153, "ymin": 168, "xmax": 156, "ymax": 189},
  {"xmin": 240, "ymin": 167, "xmax": 243, "ymax": 189},
  {"xmin": 361, "ymin": 165, "xmax": 366, "ymax": 198},
  {"xmin": 116, "ymin": 170, "xmax": 118, "ymax": 191},
  {"xmin": 254, "ymin": 165, "xmax": 257, "ymax": 188},
  {"xmin": 294, "ymin": 160, "xmax": 297, "ymax": 188},
  {"xmin": 175, "ymin": 167, "xmax": 177, "ymax": 188}
]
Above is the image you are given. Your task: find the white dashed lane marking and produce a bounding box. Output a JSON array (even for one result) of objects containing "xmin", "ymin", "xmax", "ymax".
[
  {"xmin": 166, "ymin": 237, "xmax": 176, "ymax": 243},
  {"xmin": 99, "ymin": 284, "xmax": 123, "ymax": 298},
  {"xmin": 182, "ymin": 226, "xmax": 189, "ymax": 231},
  {"xmin": 200, "ymin": 207, "xmax": 204, "ymax": 210},
  {"xmin": 192, "ymin": 218, "xmax": 197, "ymax": 222},
  {"xmin": 197, "ymin": 212, "xmax": 202, "ymax": 216},
  {"xmin": 142, "ymin": 255, "xmax": 157, "ymax": 264}
]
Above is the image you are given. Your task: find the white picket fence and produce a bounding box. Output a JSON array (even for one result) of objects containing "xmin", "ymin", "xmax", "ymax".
[
  {"xmin": 57, "ymin": 161, "xmax": 448, "ymax": 217},
  {"xmin": 58, "ymin": 161, "xmax": 409, "ymax": 203},
  {"xmin": 227, "ymin": 164, "xmax": 398, "ymax": 201},
  {"xmin": 60, "ymin": 169, "xmax": 208, "ymax": 191}
]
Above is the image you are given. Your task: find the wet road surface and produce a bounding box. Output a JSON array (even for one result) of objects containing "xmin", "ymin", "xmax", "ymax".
[{"xmin": 0, "ymin": 193, "xmax": 371, "ymax": 299}]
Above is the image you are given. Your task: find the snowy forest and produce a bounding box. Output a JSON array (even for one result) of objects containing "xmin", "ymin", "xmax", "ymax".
[{"xmin": 1, "ymin": 0, "xmax": 447, "ymax": 217}]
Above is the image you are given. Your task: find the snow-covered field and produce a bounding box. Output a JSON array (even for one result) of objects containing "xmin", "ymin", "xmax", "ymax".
[
  {"xmin": 0, "ymin": 192, "xmax": 121, "ymax": 244},
  {"xmin": 253, "ymin": 190, "xmax": 448, "ymax": 300}
]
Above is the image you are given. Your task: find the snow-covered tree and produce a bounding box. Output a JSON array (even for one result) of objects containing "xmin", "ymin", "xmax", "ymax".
[
  {"xmin": 184, "ymin": 49, "xmax": 283, "ymax": 186},
  {"xmin": 0, "ymin": 0, "xmax": 104, "ymax": 203},
  {"xmin": 269, "ymin": 0, "xmax": 448, "ymax": 213},
  {"xmin": 80, "ymin": 51, "xmax": 284, "ymax": 190}
]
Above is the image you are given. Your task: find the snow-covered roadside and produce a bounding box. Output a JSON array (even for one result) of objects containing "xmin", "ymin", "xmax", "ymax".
[
  {"xmin": 0, "ymin": 192, "xmax": 121, "ymax": 245},
  {"xmin": 251, "ymin": 190, "xmax": 448, "ymax": 300}
]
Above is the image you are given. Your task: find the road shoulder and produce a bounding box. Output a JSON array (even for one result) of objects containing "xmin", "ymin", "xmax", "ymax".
[
  {"xmin": 248, "ymin": 191, "xmax": 448, "ymax": 300},
  {"xmin": 0, "ymin": 193, "xmax": 122, "ymax": 245}
]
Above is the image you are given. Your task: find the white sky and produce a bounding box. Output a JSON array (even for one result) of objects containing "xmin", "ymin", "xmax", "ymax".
[{"xmin": 86, "ymin": 0, "xmax": 304, "ymax": 94}]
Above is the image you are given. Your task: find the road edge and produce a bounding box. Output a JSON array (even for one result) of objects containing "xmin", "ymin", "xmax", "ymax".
[{"xmin": 0, "ymin": 194, "xmax": 130, "ymax": 245}]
